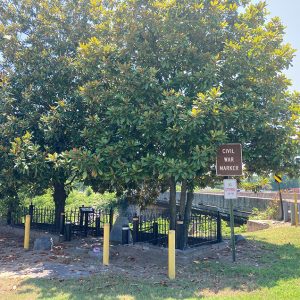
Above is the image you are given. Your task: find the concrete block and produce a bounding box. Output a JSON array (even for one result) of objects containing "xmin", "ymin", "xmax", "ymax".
[
  {"xmin": 283, "ymin": 202, "xmax": 290, "ymax": 222},
  {"xmin": 247, "ymin": 220, "xmax": 270, "ymax": 232},
  {"xmin": 291, "ymin": 204, "xmax": 295, "ymax": 225}
]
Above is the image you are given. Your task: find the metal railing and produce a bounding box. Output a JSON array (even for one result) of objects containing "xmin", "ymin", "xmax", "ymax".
[
  {"xmin": 9, "ymin": 205, "xmax": 222, "ymax": 248},
  {"xmin": 9, "ymin": 205, "xmax": 113, "ymax": 236},
  {"xmin": 126, "ymin": 209, "xmax": 222, "ymax": 249}
]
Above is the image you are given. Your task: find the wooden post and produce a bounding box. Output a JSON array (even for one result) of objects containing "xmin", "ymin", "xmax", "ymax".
[
  {"xmin": 168, "ymin": 230, "xmax": 175, "ymax": 279},
  {"xmin": 24, "ymin": 215, "xmax": 31, "ymax": 250},
  {"xmin": 103, "ymin": 223, "xmax": 110, "ymax": 265}
]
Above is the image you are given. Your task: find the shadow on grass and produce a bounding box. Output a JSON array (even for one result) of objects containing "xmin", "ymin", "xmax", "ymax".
[{"xmin": 17, "ymin": 238, "xmax": 300, "ymax": 299}]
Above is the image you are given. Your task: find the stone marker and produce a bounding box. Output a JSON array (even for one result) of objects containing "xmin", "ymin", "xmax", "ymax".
[
  {"xmin": 33, "ymin": 236, "xmax": 53, "ymax": 251},
  {"xmin": 234, "ymin": 234, "xmax": 246, "ymax": 244},
  {"xmin": 110, "ymin": 214, "xmax": 132, "ymax": 243}
]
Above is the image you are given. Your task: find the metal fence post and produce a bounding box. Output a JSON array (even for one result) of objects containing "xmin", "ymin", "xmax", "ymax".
[
  {"xmin": 132, "ymin": 215, "xmax": 139, "ymax": 243},
  {"xmin": 29, "ymin": 204, "xmax": 34, "ymax": 224},
  {"xmin": 217, "ymin": 211, "xmax": 222, "ymax": 242},
  {"xmin": 64, "ymin": 221, "xmax": 72, "ymax": 241},
  {"xmin": 109, "ymin": 208, "xmax": 114, "ymax": 231},
  {"xmin": 122, "ymin": 225, "xmax": 129, "ymax": 244},
  {"xmin": 153, "ymin": 221, "xmax": 159, "ymax": 245},
  {"xmin": 59, "ymin": 213, "xmax": 65, "ymax": 235},
  {"xmin": 84, "ymin": 211, "xmax": 89, "ymax": 237},
  {"xmin": 176, "ymin": 220, "xmax": 184, "ymax": 250},
  {"xmin": 79, "ymin": 205, "xmax": 84, "ymax": 228},
  {"xmin": 95, "ymin": 216, "xmax": 101, "ymax": 237}
]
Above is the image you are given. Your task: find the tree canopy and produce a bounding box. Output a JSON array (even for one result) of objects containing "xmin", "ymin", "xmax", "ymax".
[
  {"xmin": 0, "ymin": 0, "xmax": 299, "ymax": 233},
  {"xmin": 0, "ymin": 0, "xmax": 98, "ymax": 224}
]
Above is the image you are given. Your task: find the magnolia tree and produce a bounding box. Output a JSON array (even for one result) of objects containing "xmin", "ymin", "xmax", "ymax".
[
  {"xmin": 70, "ymin": 0, "xmax": 299, "ymax": 245},
  {"xmin": 0, "ymin": 0, "xmax": 100, "ymax": 226},
  {"xmin": 0, "ymin": 0, "xmax": 299, "ymax": 245}
]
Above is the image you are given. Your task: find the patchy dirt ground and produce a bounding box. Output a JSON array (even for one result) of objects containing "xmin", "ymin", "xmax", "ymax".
[{"xmin": 0, "ymin": 224, "xmax": 272, "ymax": 282}]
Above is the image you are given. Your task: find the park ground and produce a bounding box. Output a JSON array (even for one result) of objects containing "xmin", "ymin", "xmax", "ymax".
[{"xmin": 0, "ymin": 223, "xmax": 300, "ymax": 300}]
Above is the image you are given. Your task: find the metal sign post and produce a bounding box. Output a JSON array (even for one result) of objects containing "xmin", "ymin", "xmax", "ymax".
[
  {"xmin": 217, "ymin": 144, "xmax": 243, "ymax": 263},
  {"xmin": 224, "ymin": 179, "xmax": 237, "ymax": 262},
  {"xmin": 274, "ymin": 174, "xmax": 284, "ymax": 221},
  {"xmin": 229, "ymin": 198, "xmax": 236, "ymax": 261}
]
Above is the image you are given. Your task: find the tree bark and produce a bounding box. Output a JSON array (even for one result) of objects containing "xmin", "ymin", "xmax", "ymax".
[
  {"xmin": 183, "ymin": 187, "xmax": 194, "ymax": 248},
  {"xmin": 169, "ymin": 176, "xmax": 177, "ymax": 230},
  {"xmin": 53, "ymin": 182, "xmax": 67, "ymax": 231},
  {"xmin": 7, "ymin": 191, "xmax": 19, "ymax": 225},
  {"xmin": 179, "ymin": 179, "xmax": 187, "ymax": 220}
]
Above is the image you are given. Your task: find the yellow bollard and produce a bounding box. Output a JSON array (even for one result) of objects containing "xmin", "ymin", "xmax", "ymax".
[
  {"xmin": 103, "ymin": 223, "xmax": 110, "ymax": 265},
  {"xmin": 295, "ymin": 192, "xmax": 299, "ymax": 227},
  {"xmin": 24, "ymin": 215, "xmax": 31, "ymax": 250},
  {"xmin": 168, "ymin": 230, "xmax": 176, "ymax": 279}
]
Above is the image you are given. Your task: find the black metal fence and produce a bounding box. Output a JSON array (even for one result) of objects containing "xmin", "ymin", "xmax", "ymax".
[
  {"xmin": 9, "ymin": 205, "xmax": 113, "ymax": 237},
  {"xmin": 8, "ymin": 204, "xmax": 221, "ymax": 249},
  {"xmin": 127, "ymin": 210, "xmax": 170, "ymax": 246},
  {"xmin": 127, "ymin": 209, "xmax": 222, "ymax": 249}
]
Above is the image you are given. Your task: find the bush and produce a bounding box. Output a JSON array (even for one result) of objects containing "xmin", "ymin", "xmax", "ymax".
[
  {"xmin": 65, "ymin": 190, "xmax": 117, "ymax": 210},
  {"xmin": 240, "ymin": 177, "xmax": 271, "ymax": 193},
  {"xmin": 23, "ymin": 189, "xmax": 54, "ymax": 208},
  {"xmin": 250, "ymin": 198, "xmax": 280, "ymax": 220},
  {"xmin": 85, "ymin": 186, "xmax": 93, "ymax": 197},
  {"xmin": 21, "ymin": 188, "xmax": 117, "ymax": 210}
]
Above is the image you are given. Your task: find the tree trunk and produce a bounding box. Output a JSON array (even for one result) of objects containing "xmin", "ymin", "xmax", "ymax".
[
  {"xmin": 53, "ymin": 182, "xmax": 67, "ymax": 231},
  {"xmin": 169, "ymin": 176, "xmax": 177, "ymax": 230},
  {"xmin": 179, "ymin": 180, "xmax": 187, "ymax": 220},
  {"xmin": 183, "ymin": 187, "xmax": 194, "ymax": 248},
  {"xmin": 7, "ymin": 191, "xmax": 19, "ymax": 225}
]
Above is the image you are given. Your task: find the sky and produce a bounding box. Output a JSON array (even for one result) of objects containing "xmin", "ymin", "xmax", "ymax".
[{"xmin": 260, "ymin": 0, "xmax": 300, "ymax": 91}]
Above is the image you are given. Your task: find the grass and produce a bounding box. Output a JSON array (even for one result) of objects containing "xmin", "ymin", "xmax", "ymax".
[
  {"xmin": 222, "ymin": 220, "xmax": 247, "ymax": 238},
  {"xmin": 1, "ymin": 225, "xmax": 300, "ymax": 299}
]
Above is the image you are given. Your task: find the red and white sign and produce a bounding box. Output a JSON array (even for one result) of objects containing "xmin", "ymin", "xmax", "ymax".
[{"xmin": 224, "ymin": 179, "xmax": 237, "ymax": 199}]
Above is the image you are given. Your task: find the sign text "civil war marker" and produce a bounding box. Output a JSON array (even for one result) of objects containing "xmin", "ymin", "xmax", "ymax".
[{"xmin": 216, "ymin": 144, "xmax": 242, "ymax": 176}]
